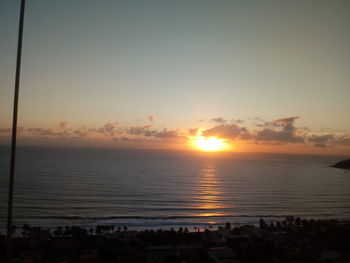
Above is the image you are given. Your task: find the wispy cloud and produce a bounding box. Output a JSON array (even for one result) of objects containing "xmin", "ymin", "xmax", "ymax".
[
  {"xmin": 211, "ymin": 117, "xmax": 227, "ymax": 123},
  {"xmin": 232, "ymin": 119, "xmax": 244, "ymax": 124}
]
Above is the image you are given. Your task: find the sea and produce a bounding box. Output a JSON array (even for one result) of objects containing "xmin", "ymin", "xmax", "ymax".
[{"xmin": 0, "ymin": 145, "xmax": 350, "ymax": 232}]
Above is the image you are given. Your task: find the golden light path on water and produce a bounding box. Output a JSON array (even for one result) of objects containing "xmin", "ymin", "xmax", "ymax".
[{"xmin": 191, "ymin": 161, "xmax": 229, "ymax": 223}]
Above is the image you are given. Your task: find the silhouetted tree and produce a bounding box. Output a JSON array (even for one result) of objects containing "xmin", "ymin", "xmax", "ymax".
[
  {"xmin": 21, "ymin": 224, "xmax": 31, "ymax": 237},
  {"xmin": 53, "ymin": 226, "xmax": 63, "ymax": 238}
]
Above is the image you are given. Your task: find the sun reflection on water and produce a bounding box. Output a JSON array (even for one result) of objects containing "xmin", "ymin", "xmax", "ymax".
[{"xmin": 191, "ymin": 161, "xmax": 228, "ymax": 217}]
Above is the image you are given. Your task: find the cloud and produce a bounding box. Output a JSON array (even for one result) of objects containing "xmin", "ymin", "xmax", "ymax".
[
  {"xmin": 211, "ymin": 117, "xmax": 227, "ymax": 123},
  {"xmin": 188, "ymin": 128, "xmax": 199, "ymax": 136},
  {"xmin": 104, "ymin": 122, "xmax": 118, "ymax": 133},
  {"xmin": 85, "ymin": 122, "xmax": 120, "ymax": 135},
  {"xmin": 255, "ymin": 116, "xmax": 305, "ymax": 143},
  {"xmin": 0, "ymin": 127, "xmax": 25, "ymax": 134},
  {"xmin": 28, "ymin": 128, "xmax": 70, "ymax": 137},
  {"xmin": 202, "ymin": 124, "xmax": 251, "ymax": 140},
  {"xmin": 148, "ymin": 115, "xmax": 154, "ymax": 122},
  {"xmin": 273, "ymin": 116, "xmax": 300, "ymax": 130},
  {"xmin": 239, "ymin": 127, "xmax": 252, "ymax": 140},
  {"xmin": 337, "ymin": 136, "xmax": 350, "ymax": 146},
  {"xmin": 306, "ymin": 134, "xmax": 350, "ymax": 148},
  {"xmin": 308, "ymin": 134, "xmax": 335, "ymax": 148},
  {"xmin": 194, "ymin": 116, "xmax": 306, "ymax": 144},
  {"xmin": 252, "ymin": 117, "xmax": 265, "ymax": 126},
  {"xmin": 127, "ymin": 125, "xmax": 152, "ymax": 135},
  {"xmin": 73, "ymin": 127, "xmax": 89, "ymax": 138},
  {"xmin": 28, "ymin": 128, "xmax": 44, "ymax": 134},
  {"xmin": 0, "ymin": 128, "xmax": 11, "ymax": 133},
  {"xmin": 150, "ymin": 129, "xmax": 182, "ymax": 139},
  {"xmin": 256, "ymin": 128, "xmax": 305, "ymax": 143},
  {"xmin": 144, "ymin": 128, "xmax": 184, "ymax": 141},
  {"xmin": 203, "ymin": 116, "xmax": 304, "ymax": 144},
  {"xmin": 59, "ymin": 121, "xmax": 69, "ymax": 129},
  {"xmin": 232, "ymin": 119, "xmax": 244, "ymax": 124},
  {"xmin": 1, "ymin": 116, "xmax": 349, "ymax": 151},
  {"xmin": 74, "ymin": 130, "xmax": 88, "ymax": 138},
  {"xmin": 112, "ymin": 136, "xmax": 147, "ymax": 142}
]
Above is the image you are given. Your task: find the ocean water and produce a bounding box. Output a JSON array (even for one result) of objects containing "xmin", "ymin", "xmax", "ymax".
[{"xmin": 0, "ymin": 145, "xmax": 350, "ymax": 231}]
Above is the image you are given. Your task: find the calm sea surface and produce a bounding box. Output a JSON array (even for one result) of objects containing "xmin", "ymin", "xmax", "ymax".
[{"xmin": 0, "ymin": 145, "xmax": 350, "ymax": 231}]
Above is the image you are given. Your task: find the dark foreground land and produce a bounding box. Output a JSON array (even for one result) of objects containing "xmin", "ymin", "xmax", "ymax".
[
  {"xmin": 331, "ymin": 159, "xmax": 350, "ymax": 170},
  {"xmin": 1, "ymin": 217, "xmax": 350, "ymax": 263}
]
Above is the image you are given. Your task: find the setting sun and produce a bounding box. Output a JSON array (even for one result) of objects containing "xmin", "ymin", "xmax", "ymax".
[{"xmin": 194, "ymin": 136, "xmax": 227, "ymax": 152}]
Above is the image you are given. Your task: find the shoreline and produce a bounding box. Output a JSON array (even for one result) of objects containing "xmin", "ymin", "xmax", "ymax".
[
  {"xmin": 2, "ymin": 214, "xmax": 350, "ymax": 234},
  {"xmin": 3, "ymin": 215, "xmax": 350, "ymax": 239},
  {"xmin": 2, "ymin": 215, "xmax": 350, "ymax": 237}
]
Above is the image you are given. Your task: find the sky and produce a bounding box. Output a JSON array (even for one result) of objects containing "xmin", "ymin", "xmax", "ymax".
[{"xmin": 1, "ymin": 0, "xmax": 350, "ymax": 154}]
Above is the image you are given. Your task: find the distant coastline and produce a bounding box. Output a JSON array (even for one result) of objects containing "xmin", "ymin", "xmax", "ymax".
[{"xmin": 331, "ymin": 159, "xmax": 350, "ymax": 170}]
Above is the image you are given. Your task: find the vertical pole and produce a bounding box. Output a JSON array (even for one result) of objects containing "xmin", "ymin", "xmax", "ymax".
[{"xmin": 7, "ymin": 0, "xmax": 26, "ymax": 262}]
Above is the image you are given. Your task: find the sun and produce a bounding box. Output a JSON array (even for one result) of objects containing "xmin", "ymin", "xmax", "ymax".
[{"xmin": 194, "ymin": 136, "xmax": 227, "ymax": 152}]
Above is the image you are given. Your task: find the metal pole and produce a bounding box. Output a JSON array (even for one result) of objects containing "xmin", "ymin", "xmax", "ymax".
[{"xmin": 7, "ymin": 0, "xmax": 26, "ymax": 261}]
